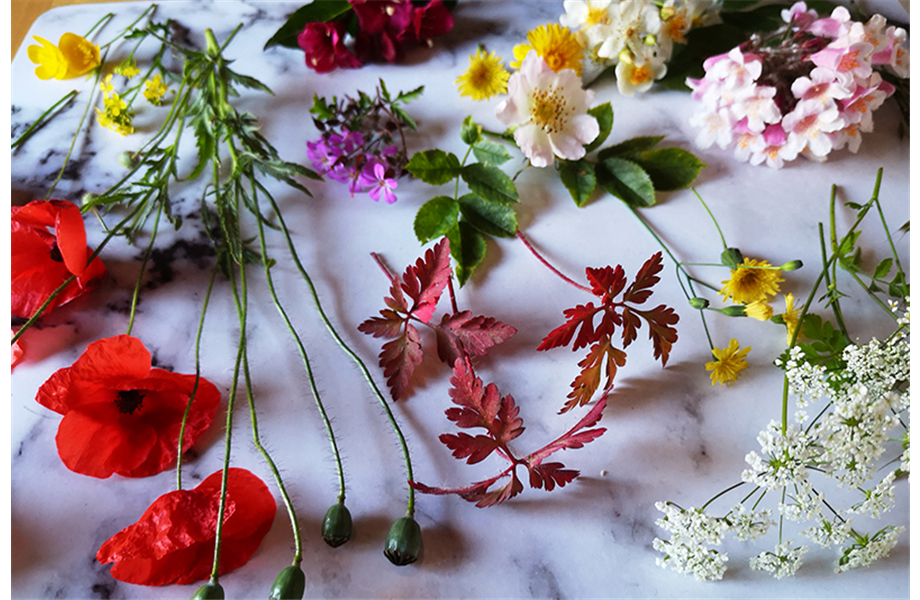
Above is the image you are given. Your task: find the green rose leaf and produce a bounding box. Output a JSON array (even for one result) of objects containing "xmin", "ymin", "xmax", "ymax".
[
  {"xmin": 414, "ymin": 196, "xmax": 460, "ymax": 243},
  {"xmin": 596, "ymin": 157, "xmax": 656, "ymax": 207},
  {"xmin": 558, "ymin": 159, "xmax": 597, "ymax": 207},
  {"xmin": 597, "ymin": 135, "xmax": 666, "ymax": 160},
  {"xmin": 406, "ymin": 150, "xmax": 462, "ymax": 185},
  {"xmin": 632, "ymin": 147, "xmax": 706, "ymax": 191},
  {"xmin": 457, "ymin": 193, "xmax": 518, "ymax": 237},
  {"xmin": 461, "ymin": 116, "xmax": 483, "ymax": 145},
  {"xmin": 583, "ymin": 102, "xmax": 613, "ymax": 154},
  {"xmin": 264, "ymin": 0, "xmax": 353, "ymax": 49},
  {"xmin": 447, "ymin": 221, "xmax": 487, "ymax": 286},
  {"xmin": 471, "ymin": 140, "xmax": 513, "ymax": 166},
  {"xmin": 460, "ymin": 163, "xmax": 519, "ymax": 204}
]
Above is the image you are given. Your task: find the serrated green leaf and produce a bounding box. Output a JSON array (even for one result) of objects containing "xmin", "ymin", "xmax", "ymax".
[
  {"xmin": 584, "ymin": 102, "xmax": 613, "ymax": 153},
  {"xmin": 447, "ymin": 221, "xmax": 487, "ymax": 286},
  {"xmin": 263, "ymin": 0, "xmax": 353, "ymax": 50},
  {"xmin": 461, "ymin": 116, "xmax": 483, "ymax": 145},
  {"xmin": 632, "ymin": 147, "xmax": 705, "ymax": 191},
  {"xmin": 406, "ymin": 149, "xmax": 462, "ymax": 185},
  {"xmin": 310, "ymin": 94, "xmax": 336, "ymax": 120},
  {"xmin": 471, "ymin": 140, "xmax": 513, "ymax": 166},
  {"xmin": 558, "ymin": 159, "xmax": 597, "ymax": 207},
  {"xmin": 391, "ymin": 106, "xmax": 418, "ymax": 130},
  {"xmin": 395, "ymin": 85, "xmax": 424, "ymax": 105},
  {"xmin": 873, "ymin": 257, "xmax": 893, "ymax": 279},
  {"xmin": 414, "ymin": 196, "xmax": 459, "ymax": 243},
  {"xmin": 460, "ymin": 163, "xmax": 518, "ymax": 204},
  {"xmin": 598, "ymin": 135, "xmax": 666, "ymax": 160},
  {"xmin": 457, "ymin": 193, "xmax": 518, "ymax": 237},
  {"xmin": 595, "ymin": 157, "xmax": 656, "ymax": 207}
]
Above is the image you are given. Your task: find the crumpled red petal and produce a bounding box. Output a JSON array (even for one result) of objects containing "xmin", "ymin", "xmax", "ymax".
[
  {"xmin": 35, "ymin": 335, "xmax": 221, "ymax": 478},
  {"xmin": 96, "ymin": 468, "xmax": 276, "ymax": 586},
  {"xmin": 11, "ymin": 199, "xmax": 106, "ymax": 318},
  {"xmin": 11, "ymin": 329, "xmax": 25, "ymax": 370}
]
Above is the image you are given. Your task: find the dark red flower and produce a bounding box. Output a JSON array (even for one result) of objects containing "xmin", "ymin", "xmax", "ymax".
[
  {"xmin": 11, "ymin": 199, "xmax": 106, "ymax": 319},
  {"xmin": 35, "ymin": 335, "xmax": 221, "ymax": 478},
  {"xmin": 297, "ymin": 21, "xmax": 361, "ymax": 73},
  {"xmin": 406, "ymin": 0, "xmax": 454, "ymax": 44},
  {"xmin": 96, "ymin": 468, "xmax": 276, "ymax": 586},
  {"xmin": 351, "ymin": 0, "xmax": 414, "ymax": 63}
]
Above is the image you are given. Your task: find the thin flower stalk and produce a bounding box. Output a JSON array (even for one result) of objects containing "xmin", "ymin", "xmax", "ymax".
[
  {"xmin": 125, "ymin": 203, "xmax": 162, "ymax": 336},
  {"xmin": 11, "ymin": 90, "xmax": 78, "ymax": 150}
]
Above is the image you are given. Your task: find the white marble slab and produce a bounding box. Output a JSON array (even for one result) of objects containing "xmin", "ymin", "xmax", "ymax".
[{"xmin": 10, "ymin": 1, "xmax": 910, "ymax": 598}]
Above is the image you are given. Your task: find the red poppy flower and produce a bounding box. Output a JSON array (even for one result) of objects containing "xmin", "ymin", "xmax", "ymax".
[
  {"xmin": 11, "ymin": 199, "xmax": 106, "ymax": 319},
  {"xmin": 297, "ymin": 21, "xmax": 361, "ymax": 73},
  {"xmin": 35, "ymin": 335, "xmax": 221, "ymax": 478},
  {"xmin": 11, "ymin": 329, "xmax": 25, "ymax": 370},
  {"xmin": 96, "ymin": 468, "xmax": 276, "ymax": 586}
]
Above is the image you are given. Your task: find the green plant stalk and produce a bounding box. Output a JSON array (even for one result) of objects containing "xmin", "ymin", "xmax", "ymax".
[
  {"xmin": 176, "ymin": 267, "xmax": 218, "ymax": 491},
  {"xmin": 264, "ymin": 193, "xmax": 416, "ymax": 516},
  {"xmin": 125, "ymin": 203, "xmax": 163, "ymax": 335},
  {"xmin": 693, "ymin": 188, "xmax": 727, "ymax": 249},
  {"xmin": 11, "ymin": 90, "xmax": 79, "ymax": 150},
  {"xmin": 869, "ymin": 168, "xmax": 904, "ymax": 276},
  {"xmin": 253, "ymin": 185, "xmax": 347, "ymax": 503},
  {"xmin": 818, "ymin": 223, "xmax": 850, "ymax": 343}
]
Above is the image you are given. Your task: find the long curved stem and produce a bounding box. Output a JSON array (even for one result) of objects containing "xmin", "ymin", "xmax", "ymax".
[{"xmin": 125, "ymin": 203, "xmax": 162, "ymax": 335}]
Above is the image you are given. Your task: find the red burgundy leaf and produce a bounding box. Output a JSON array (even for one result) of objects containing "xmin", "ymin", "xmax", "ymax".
[
  {"xmin": 536, "ymin": 303, "xmax": 600, "ymax": 352},
  {"xmin": 401, "ymin": 237, "xmax": 451, "ymax": 323},
  {"xmin": 527, "ymin": 461, "xmax": 580, "ymax": 491},
  {"xmin": 439, "ymin": 432, "xmax": 499, "ymax": 464},
  {"xmin": 585, "ymin": 265, "xmax": 626, "ymax": 300},
  {"xmin": 528, "ymin": 394, "xmax": 608, "ymax": 465},
  {"xmin": 358, "ymin": 309, "xmax": 405, "ymax": 339},
  {"xmin": 379, "ymin": 323, "xmax": 424, "ymax": 400},
  {"xmin": 622, "ymin": 251, "xmax": 664, "ymax": 304},
  {"xmin": 35, "ymin": 335, "xmax": 221, "ymax": 478},
  {"xmin": 96, "ymin": 468, "xmax": 276, "ymax": 586},
  {"xmin": 435, "ymin": 311, "xmax": 516, "ymax": 366}
]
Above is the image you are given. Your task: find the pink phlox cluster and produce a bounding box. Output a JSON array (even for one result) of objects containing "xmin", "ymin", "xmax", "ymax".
[{"xmin": 687, "ymin": 2, "xmax": 908, "ymax": 168}]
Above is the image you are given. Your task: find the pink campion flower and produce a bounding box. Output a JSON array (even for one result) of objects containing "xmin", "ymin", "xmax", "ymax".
[
  {"xmin": 351, "ymin": 0, "xmax": 414, "ymax": 63},
  {"xmin": 298, "ymin": 21, "xmax": 362, "ymax": 73},
  {"xmin": 495, "ymin": 51, "xmax": 599, "ymax": 168},
  {"xmin": 359, "ymin": 162, "xmax": 399, "ymax": 204},
  {"xmin": 306, "ymin": 138, "xmax": 344, "ymax": 174}
]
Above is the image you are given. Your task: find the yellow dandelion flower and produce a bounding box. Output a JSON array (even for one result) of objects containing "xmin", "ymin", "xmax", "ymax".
[
  {"xmin": 744, "ymin": 301, "xmax": 773, "ymax": 321},
  {"xmin": 511, "ymin": 23, "xmax": 584, "ymax": 76},
  {"xmin": 719, "ymin": 257, "xmax": 784, "ymax": 305},
  {"xmin": 705, "ymin": 339, "xmax": 750, "ymax": 386},
  {"xmin": 144, "ymin": 75, "xmax": 170, "ymax": 105},
  {"xmin": 27, "ymin": 36, "xmax": 68, "ymax": 80},
  {"xmin": 781, "ymin": 294, "xmax": 802, "ymax": 346},
  {"xmin": 455, "ymin": 48, "xmax": 509, "ymax": 101}
]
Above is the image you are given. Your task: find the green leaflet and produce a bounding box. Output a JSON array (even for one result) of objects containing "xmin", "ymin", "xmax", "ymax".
[
  {"xmin": 461, "ymin": 116, "xmax": 483, "ymax": 145},
  {"xmin": 406, "ymin": 149, "xmax": 462, "ymax": 185},
  {"xmin": 457, "ymin": 193, "xmax": 518, "ymax": 237},
  {"xmin": 460, "ymin": 163, "xmax": 519, "ymax": 204},
  {"xmin": 263, "ymin": 0, "xmax": 353, "ymax": 50},
  {"xmin": 414, "ymin": 196, "xmax": 460, "ymax": 243},
  {"xmin": 583, "ymin": 102, "xmax": 613, "ymax": 154},
  {"xmin": 471, "ymin": 140, "xmax": 513, "ymax": 166},
  {"xmin": 630, "ymin": 148, "xmax": 706, "ymax": 191},
  {"xmin": 595, "ymin": 157, "xmax": 656, "ymax": 207},
  {"xmin": 448, "ymin": 221, "xmax": 488, "ymax": 287},
  {"xmin": 598, "ymin": 135, "xmax": 666, "ymax": 160},
  {"xmin": 559, "ymin": 159, "xmax": 597, "ymax": 207}
]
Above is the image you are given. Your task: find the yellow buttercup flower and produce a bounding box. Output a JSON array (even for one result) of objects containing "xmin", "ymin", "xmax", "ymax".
[
  {"xmin": 455, "ymin": 47, "xmax": 509, "ymax": 101},
  {"xmin": 27, "ymin": 33, "xmax": 100, "ymax": 80},
  {"xmin": 512, "ymin": 23, "xmax": 584, "ymax": 76},
  {"xmin": 719, "ymin": 257, "xmax": 784, "ymax": 305},
  {"xmin": 144, "ymin": 75, "xmax": 170, "ymax": 105},
  {"xmin": 781, "ymin": 294, "xmax": 802, "ymax": 346},
  {"xmin": 705, "ymin": 338, "xmax": 750, "ymax": 386},
  {"xmin": 744, "ymin": 301, "xmax": 773, "ymax": 321}
]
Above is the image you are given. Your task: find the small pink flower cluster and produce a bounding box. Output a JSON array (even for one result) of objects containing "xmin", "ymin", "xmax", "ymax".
[
  {"xmin": 687, "ymin": 3, "xmax": 909, "ymax": 168},
  {"xmin": 307, "ymin": 130, "xmax": 401, "ymax": 204}
]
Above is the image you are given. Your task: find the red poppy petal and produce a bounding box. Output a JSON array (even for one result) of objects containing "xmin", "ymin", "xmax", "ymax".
[
  {"xmin": 35, "ymin": 364, "xmax": 75, "ymax": 415},
  {"xmin": 53, "ymin": 201, "xmax": 89, "ymax": 276},
  {"xmin": 73, "ymin": 335, "xmax": 152, "ymax": 384},
  {"xmin": 56, "ymin": 407, "xmax": 157, "ymax": 478},
  {"xmin": 97, "ymin": 468, "xmax": 274, "ymax": 586}
]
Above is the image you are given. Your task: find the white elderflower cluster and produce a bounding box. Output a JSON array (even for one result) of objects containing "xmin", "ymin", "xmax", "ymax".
[
  {"xmin": 727, "ymin": 503, "xmax": 774, "ymax": 540},
  {"xmin": 652, "ymin": 502, "xmax": 730, "ymax": 580},
  {"xmin": 742, "ymin": 420, "xmax": 815, "ymax": 490},
  {"xmin": 749, "ymin": 541, "xmax": 808, "ymax": 579},
  {"xmin": 848, "ymin": 471, "xmax": 897, "ymax": 518},
  {"xmin": 836, "ymin": 526, "xmax": 905, "ymax": 572}
]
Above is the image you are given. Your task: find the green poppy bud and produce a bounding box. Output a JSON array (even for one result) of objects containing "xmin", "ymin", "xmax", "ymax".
[
  {"xmin": 322, "ymin": 501, "xmax": 352, "ymax": 548},
  {"xmin": 720, "ymin": 247, "xmax": 744, "ymax": 268},
  {"xmin": 719, "ymin": 305, "xmax": 747, "ymax": 317},
  {"xmin": 689, "ymin": 297, "xmax": 709, "ymax": 309},
  {"xmin": 190, "ymin": 581, "xmax": 224, "ymax": 600},
  {"xmin": 383, "ymin": 515, "xmax": 422, "ymax": 566},
  {"xmin": 269, "ymin": 565, "xmax": 306, "ymax": 600},
  {"xmin": 780, "ymin": 260, "xmax": 804, "ymax": 271},
  {"xmin": 118, "ymin": 151, "xmax": 136, "ymax": 169}
]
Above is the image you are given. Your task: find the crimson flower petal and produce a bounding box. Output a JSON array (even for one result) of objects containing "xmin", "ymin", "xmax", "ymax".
[
  {"xmin": 96, "ymin": 468, "xmax": 276, "ymax": 586},
  {"xmin": 406, "ymin": 0, "xmax": 454, "ymax": 43},
  {"xmin": 11, "ymin": 200, "xmax": 106, "ymax": 318},
  {"xmin": 35, "ymin": 335, "xmax": 221, "ymax": 478}
]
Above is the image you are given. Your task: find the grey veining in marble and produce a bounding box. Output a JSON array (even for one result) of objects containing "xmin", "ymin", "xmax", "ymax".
[{"xmin": 10, "ymin": 1, "xmax": 910, "ymax": 598}]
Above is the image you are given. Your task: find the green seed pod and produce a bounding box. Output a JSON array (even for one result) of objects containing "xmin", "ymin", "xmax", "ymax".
[
  {"xmin": 118, "ymin": 151, "xmax": 135, "ymax": 169},
  {"xmin": 780, "ymin": 259, "xmax": 804, "ymax": 271},
  {"xmin": 269, "ymin": 565, "xmax": 306, "ymax": 600},
  {"xmin": 383, "ymin": 515, "xmax": 422, "ymax": 566},
  {"xmin": 720, "ymin": 247, "xmax": 744, "ymax": 268},
  {"xmin": 688, "ymin": 297, "xmax": 710, "ymax": 309},
  {"xmin": 719, "ymin": 305, "xmax": 747, "ymax": 317},
  {"xmin": 190, "ymin": 581, "xmax": 224, "ymax": 600},
  {"xmin": 322, "ymin": 501, "xmax": 352, "ymax": 548}
]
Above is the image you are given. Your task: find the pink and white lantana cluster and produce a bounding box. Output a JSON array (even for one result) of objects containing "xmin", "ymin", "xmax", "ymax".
[{"xmin": 686, "ymin": 3, "xmax": 909, "ymax": 168}]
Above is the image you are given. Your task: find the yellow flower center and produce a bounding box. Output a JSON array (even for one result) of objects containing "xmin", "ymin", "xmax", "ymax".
[
  {"xmin": 628, "ymin": 64, "xmax": 653, "ymax": 86},
  {"xmin": 530, "ymin": 86, "xmax": 573, "ymax": 134},
  {"xmin": 586, "ymin": 6, "xmax": 611, "ymax": 27}
]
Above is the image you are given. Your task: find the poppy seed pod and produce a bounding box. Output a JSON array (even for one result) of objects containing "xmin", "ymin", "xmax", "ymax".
[
  {"xmin": 321, "ymin": 501, "xmax": 352, "ymax": 548},
  {"xmin": 190, "ymin": 581, "xmax": 224, "ymax": 600},
  {"xmin": 269, "ymin": 565, "xmax": 306, "ymax": 600},
  {"xmin": 383, "ymin": 515, "xmax": 422, "ymax": 566}
]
